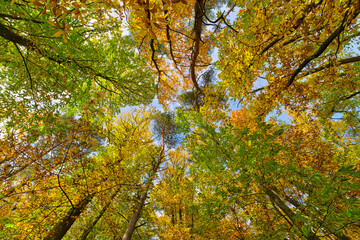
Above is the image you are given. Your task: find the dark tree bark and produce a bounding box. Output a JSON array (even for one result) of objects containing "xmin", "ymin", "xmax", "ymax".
[
  {"xmin": 122, "ymin": 135, "xmax": 165, "ymax": 240},
  {"xmin": 265, "ymin": 188, "xmax": 320, "ymax": 240},
  {"xmin": 79, "ymin": 191, "xmax": 118, "ymax": 240},
  {"xmin": 44, "ymin": 195, "xmax": 93, "ymax": 240}
]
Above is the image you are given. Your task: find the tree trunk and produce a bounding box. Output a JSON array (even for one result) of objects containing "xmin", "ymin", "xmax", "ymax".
[
  {"xmin": 171, "ymin": 209, "xmax": 176, "ymax": 226},
  {"xmin": 122, "ymin": 134, "xmax": 165, "ymax": 240},
  {"xmin": 179, "ymin": 205, "xmax": 182, "ymax": 225},
  {"xmin": 271, "ymin": 187, "xmax": 351, "ymax": 240},
  {"xmin": 79, "ymin": 191, "xmax": 118, "ymax": 240},
  {"xmin": 264, "ymin": 188, "xmax": 320, "ymax": 240},
  {"xmin": 44, "ymin": 195, "xmax": 93, "ymax": 240},
  {"xmin": 122, "ymin": 190, "xmax": 149, "ymax": 240}
]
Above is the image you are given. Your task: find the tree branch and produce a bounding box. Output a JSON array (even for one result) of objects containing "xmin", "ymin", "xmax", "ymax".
[
  {"xmin": 13, "ymin": 42, "xmax": 38, "ymax": 106},
  {"xmin": 190, "ymin": 0, "xmax": 205, "ymax": 110},
  {"xmin": 0, "ymin": 21, "xmax": 36, "ymax": 48},
  {"xmin": 285, "ymin": 8, "xmax": 360, "ymax": 88},
  {"xmin": 264, "ymin": 188, "xmax": 321, "ymax": 240},
  {"xmin": 0, "ymin": 13, "xmax": 44, "ymax": 23}
]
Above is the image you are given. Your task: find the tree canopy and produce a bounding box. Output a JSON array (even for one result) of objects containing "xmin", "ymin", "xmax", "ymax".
[{"xmin": 1, "ymin": 0, "xmax": 360, "ymax": 239}]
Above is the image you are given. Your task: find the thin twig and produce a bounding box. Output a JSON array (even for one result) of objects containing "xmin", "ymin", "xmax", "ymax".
[{"xmin": 13, "ymin": 43, "xmax": 38, "ymax": 107}]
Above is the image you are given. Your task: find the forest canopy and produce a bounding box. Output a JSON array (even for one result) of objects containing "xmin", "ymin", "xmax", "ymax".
[{"xmin": 1, "ymin": 0, "xmax": 360, "ymax": 239}]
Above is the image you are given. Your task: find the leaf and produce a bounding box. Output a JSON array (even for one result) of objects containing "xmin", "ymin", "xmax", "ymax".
[
  {"xmin": 53, "ymin": 29, "xmax": 65, "ymax": 38},
  {"xmin": 46, "ymin": 19, "xmax": 58, "ymax": 28}
]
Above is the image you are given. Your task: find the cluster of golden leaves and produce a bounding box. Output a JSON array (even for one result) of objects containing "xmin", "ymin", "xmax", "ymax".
[
  {"xmin": 125, "ymin": 0, "xmax": 213, "ymax": 105},
  {"xmin": 218, "ymin": 0, "xmax": 360, "ymax": 119},
  {"xmin": 0, "ymin": 116, "xmax": 102, "ymax": 238}
]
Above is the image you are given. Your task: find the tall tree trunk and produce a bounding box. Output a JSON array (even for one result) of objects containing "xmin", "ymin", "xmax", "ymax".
[
  {"xmin": 171, "ymin": 209, "xmax": 176, "ymax": 226},
  {"xmin": 122, "ymin": 134, "xmax": 165, "ymax": 240},
  {"xmin": 44, "ymin": 195, "xmax": 93, "ymax": 240},
  {"xmin": 122, "ymin": 190, "xmax": 149, "ymax": 240},
  {"xmin": 79, "ymin": 191, "xmax": 118, "ymax": 240},
  {"xmin": 264, "ymin": 188, "xmax": 320, "ymax": 240},
  {"xmin": 272, "ymin": 188, "xmax": 351, "ymax": 240},
  {"xmin": 179, "ymin": 204, "xmax": 182, "ymax": 225}
]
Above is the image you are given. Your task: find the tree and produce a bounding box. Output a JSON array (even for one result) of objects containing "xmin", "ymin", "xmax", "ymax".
[
  {"xmin": 176, "ymin": 108, "xmax": 360, "ymax": 239},
  {"xmin": 1, "ymin": 0, "xmax": 360, "ymax": 239},
  {"xmin": 216, "ymin": 0, "xmax": 360, "ymax": 123},
  {"xmin": 1, "ymin": 0, "xmax": 155, "ymax": 132},
  {"xmin": 122, "ymin": 111, "xmax": 179, "ymax": 240},
  {"xmin": 0, "ymin": 113, "xmax": 103, "ymax": 239}
]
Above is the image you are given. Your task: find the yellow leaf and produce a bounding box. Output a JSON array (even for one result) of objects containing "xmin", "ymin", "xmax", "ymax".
[
  {"xmin": 46, "ymin": 19, "xmax": 58, "ymax": 28},
  {"xmin": 53, "ymin": 30, "xmax": 64, "ymax": 37},
  {"xmin": 62, "ymin": 34, "xmax": 68, "ymax": 43}
]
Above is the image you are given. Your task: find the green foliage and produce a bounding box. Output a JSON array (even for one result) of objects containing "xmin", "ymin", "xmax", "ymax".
[
  {"xmin": 0, "ymin": 0, "xmax": 155, "ymax": 132},
  {"xmin": 1, "ymin": 0, "xmax": 360, "ymax": 239}
]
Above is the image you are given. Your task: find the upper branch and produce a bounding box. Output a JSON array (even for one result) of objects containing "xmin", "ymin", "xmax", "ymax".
[{"xmin": 190, "ymin": 0, "xmax": 205, "ymax": 109}]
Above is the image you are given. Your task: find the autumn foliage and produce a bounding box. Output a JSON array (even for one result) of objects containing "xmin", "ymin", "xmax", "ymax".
[{"xmin": 1, "ymin": 0, "xmax": 360, "ymax": 239}]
